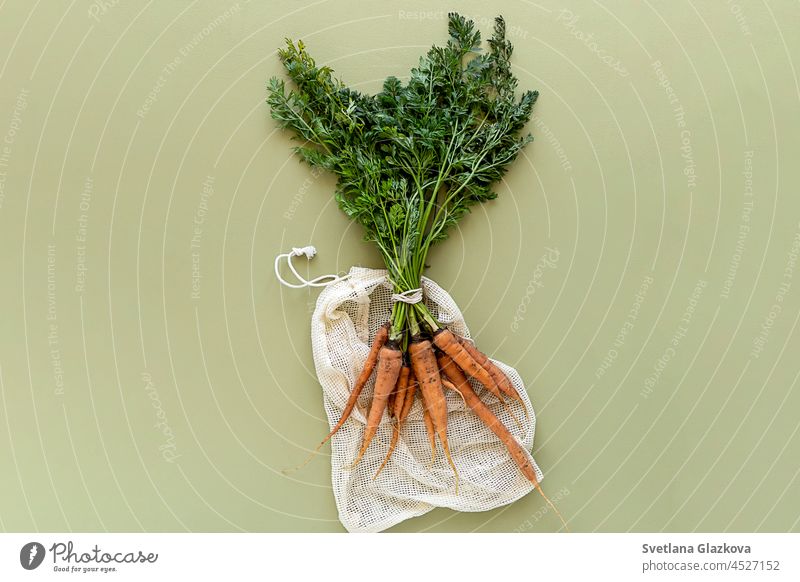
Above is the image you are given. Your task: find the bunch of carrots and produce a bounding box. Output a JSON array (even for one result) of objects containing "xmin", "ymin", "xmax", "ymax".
[
  {"xmin": 269, "ymin": 13, "xmax": 566, "ymax": 527},
  {"xmin": 318, "ymin": 321, "xmax": 539, "ymax": 492}
]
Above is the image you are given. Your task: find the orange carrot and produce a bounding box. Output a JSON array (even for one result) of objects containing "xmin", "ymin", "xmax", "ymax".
[
  {"xmin": 392, "ymin": 365, "xmax": 411, "ymax": 419},
  {"xmin": 438, "ymin": 352, "xmax": 569, "ymax": 530},
  {"xmin": 374, "ymin": 366, "xmax": 411, "ymax": 479},
  {"xmin": 399, "ymin": 371, "xmax": 417, "ymax": 421},
  {"xmin": 432, "ymin": 328, "xmax": 505, "ymax": 403},
  {"xmin": 283, "ymin": 323, "xmax": 390, "ymax": 475},
  {"xmin": 377, "ymin": 370, "xmax": 417, "ymax": 476},
  {"xmin": 387, "ymin": 388, "xmax": 397, "ymax": 419},
  {"xmin": 374, "ymin": 421, "xmax": 401, "ymax": 480},
  {"xmin": 350, "ymin": 342, "xmax": 403, "ymax": 467},
  {"xmin": 438, "ymin": 353, "xmax": 537, "ymax": 482},
  {"xmin": 457, "ymin": 335, "xmax": 523, "ymax": 405},
  {"xmin": 409, "ymin": 338, "xmax": 458, "ymax": 490},
  {"xmin": 383, "ymin": 371, "xmax": 420, "ymax": 475},
  {"xmin": 321, "ymin": 323, "xmax": 389, "ymax": 446}
]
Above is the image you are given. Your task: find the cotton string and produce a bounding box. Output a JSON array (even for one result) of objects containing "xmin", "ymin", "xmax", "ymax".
[
  {"xmin": 274, "ymin": 245, "xmax": 348, "ymax": 289},
  {"xmin": 391, "ymin": 288, "xmax": 423, "ymax": 304}
]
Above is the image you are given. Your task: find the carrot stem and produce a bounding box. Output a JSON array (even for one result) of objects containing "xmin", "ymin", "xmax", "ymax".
[
  {"xmin": 408, "ymin": 307, "xmax": 420, "ymax": 337},
  {"xmin": 413, "ymin": 303, "xmax": 440, "ymax": 332}
]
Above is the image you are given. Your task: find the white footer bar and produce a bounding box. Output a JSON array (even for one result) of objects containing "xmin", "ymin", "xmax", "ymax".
[{"xmin": 1, "ymin": 533, "xmax": 797, "ymax": 581}]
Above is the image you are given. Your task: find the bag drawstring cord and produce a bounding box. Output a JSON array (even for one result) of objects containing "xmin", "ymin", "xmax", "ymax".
[
  {"xmin": 274, "ymin": 245, "xmax": 422, "ymax": 302},
  {"xmin": 274, "ymin": 245, "xmax": 349, "ymax": 289}
]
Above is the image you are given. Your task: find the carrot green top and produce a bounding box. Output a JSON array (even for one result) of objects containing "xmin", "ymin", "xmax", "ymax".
[{"xmin": 267, "ymin": 12, "xmax": 537, "ymax": 341}]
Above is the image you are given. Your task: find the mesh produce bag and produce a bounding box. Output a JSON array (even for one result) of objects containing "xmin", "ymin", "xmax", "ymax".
[{"xmin": 309, "ymin": 265, "xmax": 542, "ymax": 533}]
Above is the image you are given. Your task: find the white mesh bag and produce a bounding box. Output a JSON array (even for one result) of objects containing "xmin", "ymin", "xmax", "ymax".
[{"xmin": 310, "ymin": 265, "xmax": 542, "ymax": 533}]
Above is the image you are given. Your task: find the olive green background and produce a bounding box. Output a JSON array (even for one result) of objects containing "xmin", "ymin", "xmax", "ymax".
[{"xmin": 1, "ymin": 0, "xmax": 798, "ymax": 533}]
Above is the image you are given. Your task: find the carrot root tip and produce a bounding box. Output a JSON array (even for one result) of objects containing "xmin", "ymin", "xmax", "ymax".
[{"xmin": 535, "ymin": 482, "xmax": 570, "ymax": 532}]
